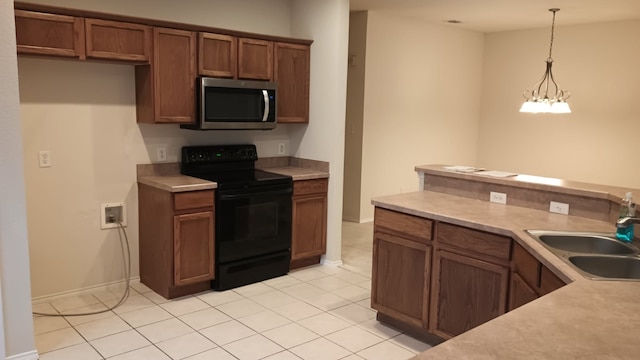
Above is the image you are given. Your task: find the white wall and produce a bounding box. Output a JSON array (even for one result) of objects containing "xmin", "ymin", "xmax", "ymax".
[
  {"xmin": 290, "ymin": 0, "xmax": 349, "ymax": 263},
  {"xmin": 343, "ymin": 11, "xmax": 367, "ymax": 223},
  {"xmin": 356, "ymin": 11, "xmax": 485, "ymax": 222},
  {"xmin": 18, "ymin": 0, "xmax": 296, "ymax": 298},
  {"xmin": 0, "ymin": 0, "xmax": 36, "ymax": 357},
  {"xmin": 477, "ymin": 20, "xmax": 640, "ymax": 189}
]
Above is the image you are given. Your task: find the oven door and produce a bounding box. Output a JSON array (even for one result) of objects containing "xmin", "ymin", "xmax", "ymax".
[{"xmin": 216, "ymin": 183, "xmax": 292, "ymax": 263}]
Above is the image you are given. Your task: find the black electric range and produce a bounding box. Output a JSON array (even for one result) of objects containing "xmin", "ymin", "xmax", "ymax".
[{"xmin": 181, "ymin": 144, "xmax": 293, "ymax": 290}]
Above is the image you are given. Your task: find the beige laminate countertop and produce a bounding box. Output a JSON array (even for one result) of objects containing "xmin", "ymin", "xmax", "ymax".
[
  {"xmin": 416, "ymin": 164, "xmax": 636, "ymax": 202},
  {"xmin": 137, "ymin": 175, "xmax": 217, "ymax": 193},
  {"xmin": 371, "ymin": 190, "xmax": 640, "ymax": 360},
  {"xmin": 260, "ymin": 166, "xmax": 329, "ymax": 181},
  {"xmin": 138, "ymin": 166, "xmax": 328, "ymax": 192}
]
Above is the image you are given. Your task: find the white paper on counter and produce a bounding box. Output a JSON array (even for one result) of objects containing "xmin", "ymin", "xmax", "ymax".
[{"xmin": 476, "ymin": 170, "xmax": 518, "ymax": 178}]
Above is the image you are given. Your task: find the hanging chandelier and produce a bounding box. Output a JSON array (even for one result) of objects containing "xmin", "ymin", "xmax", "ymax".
[{"xmin": 520, "ymin": 8, "xmax": 571, "ymax": 114}]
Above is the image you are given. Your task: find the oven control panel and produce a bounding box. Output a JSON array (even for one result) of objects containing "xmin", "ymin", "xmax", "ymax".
[{"xmin": 182, "ymin": 145, "xmax": 257, "ymax": 164}]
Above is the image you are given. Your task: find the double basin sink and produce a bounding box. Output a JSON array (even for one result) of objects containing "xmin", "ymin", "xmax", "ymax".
[{"xmin": 526, "ymin": 230, "xmax": 640, "ymax": 281}]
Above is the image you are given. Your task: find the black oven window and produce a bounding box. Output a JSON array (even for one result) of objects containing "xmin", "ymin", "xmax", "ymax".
[
  {"xmin": 204, "ymin": 88, "xmax": 262, "ymax": 122},
  {"xmin": 234, "ymin": 202, "xmax": 278, "ymax": 241}
]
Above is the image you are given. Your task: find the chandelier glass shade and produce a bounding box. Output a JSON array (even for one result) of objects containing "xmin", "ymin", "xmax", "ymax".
[{"xmin": 520, "ymin": 8, "xmax": 571, "ymax": 114}]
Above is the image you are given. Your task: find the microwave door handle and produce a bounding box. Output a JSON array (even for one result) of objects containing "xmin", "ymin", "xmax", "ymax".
[{"xmin": 262, "ymin": 90, "xmax": 269, "ymax": 122}]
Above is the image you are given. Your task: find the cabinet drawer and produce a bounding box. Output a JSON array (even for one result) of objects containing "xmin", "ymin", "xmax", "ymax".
[
  {"xmin": 512, "ymin": 242, "xmax": 541, "ymax": 288},
  {"xmin": 374, "ymin": 208, "xmax": 432, "ymax": 244},
  {"xmin": 174, "ymin": 190, "xmax": 214, "ymax": 211},
  {"xmin": 436, "ymin": 223, "xmax": 511, "ymax": 261},
  {"xmin": 293, "ymin": 179, "xmax": 328, "ymax": 196}
]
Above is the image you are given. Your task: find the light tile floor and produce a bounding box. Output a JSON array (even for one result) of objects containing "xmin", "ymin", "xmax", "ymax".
[{"xmin": 32, "ymin": 221, "xmax": 434, "ymax": 360}]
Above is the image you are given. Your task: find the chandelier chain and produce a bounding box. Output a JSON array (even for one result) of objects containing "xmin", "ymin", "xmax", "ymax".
[{"xmin": 548, "ymin": 9, "xmax": 557, "ymax": 60}]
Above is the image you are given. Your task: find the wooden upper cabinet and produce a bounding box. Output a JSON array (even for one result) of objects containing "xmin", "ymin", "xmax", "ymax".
[
  {"xmin": 85, "ymin": 18, "xmax": 150, "ymax": 62},
  {"xmin": 198, "ymin": 32, "xmax": 237, "ymax": 78},
  {"xmin": 274, "ymin": 42, "xmax": 310, "ymax": 123},
  {"xmin": 136, "ymin": 27, "xmax": 196, "ymax": 124},
  {"xmin": 238, "ymin": 38, "xmax": 273, "ymax": 80},
  {"xmin": 15, "ymin": 10, "xmax": 85, "ymax": 59}
]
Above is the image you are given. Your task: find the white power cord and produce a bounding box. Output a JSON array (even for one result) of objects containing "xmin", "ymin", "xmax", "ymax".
[{"xmin": 33, "ymin": 220, "xmax": 132, "ymax": 317}]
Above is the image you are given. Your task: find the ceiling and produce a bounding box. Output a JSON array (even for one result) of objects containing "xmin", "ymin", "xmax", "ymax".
[{"xmin": 349, "ymin": 0, "xmax": 640, "ymax": 32}]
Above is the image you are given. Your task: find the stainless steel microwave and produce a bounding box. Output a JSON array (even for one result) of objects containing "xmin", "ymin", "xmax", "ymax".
[{"xmin": 181, "ymin": 77, "xmax": 276, "ymax": 130}]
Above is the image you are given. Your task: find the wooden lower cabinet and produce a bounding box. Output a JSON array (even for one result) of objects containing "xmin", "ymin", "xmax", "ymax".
[
  {"xmin": 509, "ymin": 242, "xmax": 567, "ymax": 311},
  {"xmin": 429, "ymin": 250, "xmax": 509, "ymax": 339},
  {"xmin": 138, "ymin": 184, "xmax": 215, "ymax": 299},
  {"xmin": 372, "ymin": 231, "xmax": 430, "ymax": 328},
  {"xmin": 509, "ymin": 272, "xmax": 539, "ymax": 310},
  {"xmin": 371, "ymin": 208, "xmax": 433, "ymax": 331},
  {"xmin": 174, "ymin": 211, "xmax": 214, "ymax": 286},
  {"xmin": 291, "ymin": 179, "xmax": 328, "ymax": 269}
]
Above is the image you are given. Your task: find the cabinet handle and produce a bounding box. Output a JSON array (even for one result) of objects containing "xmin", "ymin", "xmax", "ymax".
[{"xmin": 262, "ymin": 90, "xmax": 269, "ymax": 122}]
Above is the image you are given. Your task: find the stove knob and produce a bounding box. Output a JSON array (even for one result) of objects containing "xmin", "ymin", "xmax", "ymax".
[{"xmin": 247, "ymin": 149, "xmax": 255, "ymax": 158}]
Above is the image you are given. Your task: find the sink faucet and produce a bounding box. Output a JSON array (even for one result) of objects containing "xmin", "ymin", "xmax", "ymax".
[{"xmin": 616, "ymin": 216, "xmax": 640, "ymax": 228}]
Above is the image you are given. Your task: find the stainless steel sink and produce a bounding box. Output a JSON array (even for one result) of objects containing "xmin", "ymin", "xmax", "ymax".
[
  {"xmin": 569, "ymin": 256, "xmax": 640, "ymax": 280},
  {"xmin": 526, "ymin": 230, "xmax": 640, "ymax": 281},
  {"xmin": 537, "ymin": 233, "xmax": 636, "ymax": 255}
]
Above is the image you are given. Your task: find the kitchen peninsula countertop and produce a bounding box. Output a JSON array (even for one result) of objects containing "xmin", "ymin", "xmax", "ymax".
[
  {"xmin": 416, "ymin": 164, "xmax": 635, "ymax": 202},
  {"xmin": 372, "ymin": 191, "xmax": 640, "ymax": 359}
]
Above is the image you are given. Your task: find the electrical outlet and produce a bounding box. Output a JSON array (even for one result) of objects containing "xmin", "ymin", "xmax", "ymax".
[
  {"xmin": 549, "ymin": 201, "xmax": 569, "ymax": 215},
  {"xmin": 38, "ymin": 150, "xmax": 51, "ymax": 168},
  {"xmin": 490, "ymin": 191, "xmax": 507, "ymax": 204},
  {"xmin": 278, "ymin": 143, "xmax": 286, "ymax": 155},
  {"xmin": 157, "ymin": 147, "xmax": 167, "ymax": 162},
  {"xmin": 101, "ymin": 202, "xmax": 127, "ymax": 229}
]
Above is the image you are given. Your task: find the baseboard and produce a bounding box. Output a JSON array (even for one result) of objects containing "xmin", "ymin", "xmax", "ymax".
[
  {"xmin": 342, "ymin": 216, "xmax": 373, "ymax": 224},
  {"xmin": 320, "ymin": 258, "xmax": 344, "ymax": 267},
  {"xmin": 6, "ymin": 350, "xmax": 38, "ymax": 360},
  {"xmin": 32, "ymin": 277, "xmax": 141, "ymax": 304}
]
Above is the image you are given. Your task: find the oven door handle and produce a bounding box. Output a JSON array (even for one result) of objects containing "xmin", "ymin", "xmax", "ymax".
[{"xmin": 218, "ymin": 188, "xmax": 292, "ymax": 200}]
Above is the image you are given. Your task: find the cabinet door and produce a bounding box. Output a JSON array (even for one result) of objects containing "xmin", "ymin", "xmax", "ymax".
[
  {"xmin": 198, "ymin": 32, "xmax": 237, "ymax": 78},
  {"xmin": 143, "ymin": 27, "xmax": 196, "ymax": 124},
  {"xmin": 291, "ymin": 194, "xmax": 327, "ymax": 260},
  {"xmin": 15, "ymin": 10, "xmax": 85, "ymax": 59},
  {"xmin": 274, "ymin": 42, "xmax": 310, "ymax": 123},
  {"xmin": 372, "ymin": 231, "xmax": 430, "ymax": 329},
  {"xmin": 508, "ymin": 272, "xmax": 539, "ymax": 311},
  {"xmin": 539, "ymin": 265, "xmax": 566, "ymax": 296},
  {"xmin": 85, "ymin": 19, "xmax": 150, "ymax": 62},
  {"xmin": 174, "ymin": 211, "xmax": 215, "ymax": 286},
  {"xmin": 238, "ymin": 38, "xmax": 273, "ymax": 80},
  {"xmin": 430, "ymin": 250, "xmax": 509, "ymax": 339}
]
